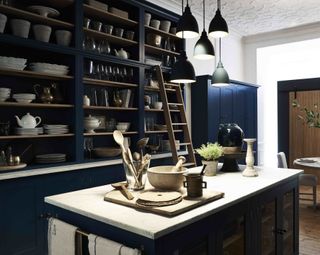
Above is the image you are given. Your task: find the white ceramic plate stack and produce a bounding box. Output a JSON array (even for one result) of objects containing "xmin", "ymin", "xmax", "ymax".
[
  {"xmin": 0, "ymin": 56, "xmax": 27, "ymax": 70},
  {"xmin": 35, "ymin": 153, "xmax": 66, "ymax": 164},
  {"xmin": 43, "ymin": 124, "xmax": 69, "ymax": 135},
  {"xmin": 12, "ymin": 93, "xmax": 36, "ymax": 103},
  {"xmin": 29, "ymin": 62, "xmax": 69, "ymax": 75},
  {"xmin": 0, "ymin": 87, "xmax": 11, "ymax": 102},
  {"xmin": 15, "ymin": 127, "xmax": 43, "ymax": 135}
]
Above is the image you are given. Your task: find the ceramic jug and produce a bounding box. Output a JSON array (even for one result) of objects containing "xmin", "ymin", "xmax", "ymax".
[
  {"xmin": 33, "ymin": 84, "xmax": 53, "ymax": 104},
  {"xmin": 15, "ymin": 113, "xmax": 41, "ymax": 128}
]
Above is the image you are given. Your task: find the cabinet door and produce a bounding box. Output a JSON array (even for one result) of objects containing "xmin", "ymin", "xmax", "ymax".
[
  {"xmin": 222, "ymin": 215, "xmax": 246, "ymax": 255},
  {"xmin": 281, "ymin": 190, "xmax": 295, "ymax": 255},
  {"xmin": 0, "ymin": 179, "xmax": 42, "ymax": 255},
  {"xmin": 261, "ymin": 199, "xmax": 277, "ymax": 255}
]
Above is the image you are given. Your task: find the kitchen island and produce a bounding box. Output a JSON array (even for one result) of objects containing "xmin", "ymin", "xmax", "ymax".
[{"xmin": 45, "ymin": 166, "xmax": 302, "ymax": 255}]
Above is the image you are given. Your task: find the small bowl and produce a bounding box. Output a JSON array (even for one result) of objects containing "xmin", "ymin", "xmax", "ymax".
[
  {"xmin": 33, "ymin": 24, "xmax": 52, "ymax": 42},
  {"xmin": 92, "ymin": 147, "xmax": 121, "ymax": 158},
  {"xmin": 103, "ymin": 24, "xmax": 113, "ymax": 34},
  {"xmin": 147, "ymin": 166, "xmax": 187, "ymax": 191},
  {"xmin": 114, "ymin": 27, "xmax": 124, "ymax": 38},
  {"xmin": 152, "ymin": 101, "xmax": 162, "ymax": 109},
  {"xmin": 124, "ymin": 30, "xmax": 135, "ymax": 40},
  {"xmin": 10, "ymin": 19, "xmax": 31, "ymax": 38},
  {"xmin": 55, "ymin": 30, "xmax": 72, "ymax": 46}
]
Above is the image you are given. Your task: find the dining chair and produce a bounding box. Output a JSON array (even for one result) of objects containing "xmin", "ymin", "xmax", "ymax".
[{"xmin": 277, "ymin": 152, "xmax": 318, "ymax": 210}]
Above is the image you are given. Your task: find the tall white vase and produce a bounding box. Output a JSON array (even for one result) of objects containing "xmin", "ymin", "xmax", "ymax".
[{"xmin": 242, "ymin": 138, "xmax": 258, "ymax": 177}]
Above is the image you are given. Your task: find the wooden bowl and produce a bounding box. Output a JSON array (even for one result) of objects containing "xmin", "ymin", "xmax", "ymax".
[
  {"xmin": 147, "ymin": 166, "xmax": 187, "ymax": 191},
  {"xmin": 92, "ymin": 147, "xmax": 121, "ymax": 158}
]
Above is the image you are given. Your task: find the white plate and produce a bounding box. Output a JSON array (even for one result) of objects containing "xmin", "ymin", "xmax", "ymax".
[{"xmin": 27, "ymin": 5, "xmax": 60, "ymax": 17}]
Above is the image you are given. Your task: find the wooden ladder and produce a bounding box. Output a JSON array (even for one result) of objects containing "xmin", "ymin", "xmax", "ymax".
[{"xmin": 155, "ymin": 65, "xmax": 196, "ymax": 167}]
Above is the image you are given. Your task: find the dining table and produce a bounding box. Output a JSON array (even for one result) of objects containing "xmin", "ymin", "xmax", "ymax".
[{"xmin": 293, "ymin": 157, "xmax": 320, "ymax": 184}]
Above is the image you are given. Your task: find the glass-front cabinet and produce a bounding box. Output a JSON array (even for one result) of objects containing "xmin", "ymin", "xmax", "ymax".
[
  {"xmin": 223, "ymin": 216, "xmax": 245, "ymax": 255},
  {"xmin": 260, "ymin": 188, "xmax": 297, "ymax": 255}
]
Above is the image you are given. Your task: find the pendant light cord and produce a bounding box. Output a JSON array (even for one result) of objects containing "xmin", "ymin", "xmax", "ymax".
[
  {"xmin": 203, "ymin": 0, "xmax": 205, "ymax": 30},
  {"xmin": 218, "ymin": 0, "xmax": 221, "ymax": 10},
  {"xmin": 219, "ymin": 37, "xmax": 221, "ymax": 62},
  {"xmin": 182, "ymin": 0, "xmax": 184, "ymax": 39}
]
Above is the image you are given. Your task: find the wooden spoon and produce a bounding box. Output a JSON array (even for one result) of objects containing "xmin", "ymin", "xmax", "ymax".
[
  {"xmin": 137, "ymin": 137, "xmax": 149, "ymax": 158},
  {"xmin": 113, "ymin": 130, "xmax": 126, "ymax": 152},
  {"xmin": 111, "ymin": 182, "xmax": 134, "ymax": 200},
  {"xmin": 171, "ymin": 156, "xmax": 186, "ymax": 171}
]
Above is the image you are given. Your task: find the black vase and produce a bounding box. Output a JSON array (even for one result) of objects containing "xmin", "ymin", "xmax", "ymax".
[{"xmin": 218, "ymin": 123, "xmax": 244, "ymax": 148}]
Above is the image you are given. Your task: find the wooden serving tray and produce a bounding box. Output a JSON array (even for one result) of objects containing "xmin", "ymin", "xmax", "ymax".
[
  {"xmin": 104, "ymin": 188, "xmax": 224, "ymax": 217},
  {"xmin": 0, "ymin": 163, "xmax": 27, "ymax": 171}
]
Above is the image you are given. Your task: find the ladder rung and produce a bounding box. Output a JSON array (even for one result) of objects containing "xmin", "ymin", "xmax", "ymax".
[
  {"xmin": 179, "ymin": 142, "xmax": 191, "ymax": 146},
  {"xmin": 164, "ymin": 83, "xmax": 180, "ymax": 88},
  {"xmin": 172, "ymin": 123, "xmax": 187, "ymax": 126},
  {"xmin": 183, "ymin": 162, "xmax": 196, "ymax": 167},
  {"xmin": 165, "ymin": 88, "xmax": 176, "ymax": 92},
  {"xmin": 168, "ymin": 103, "xmax": 183, "ymax": 106}
]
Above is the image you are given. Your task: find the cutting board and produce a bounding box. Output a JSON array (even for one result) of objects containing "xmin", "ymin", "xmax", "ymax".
[{"xmin": 104, "ymin": 188, "xmax": 224, "ymax": 217}]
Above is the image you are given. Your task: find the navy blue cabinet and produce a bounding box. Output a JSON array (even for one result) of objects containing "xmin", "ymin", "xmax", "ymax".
[{"xmin": 191, "ymin": 75, "xmax": 259, "ymax": 151}]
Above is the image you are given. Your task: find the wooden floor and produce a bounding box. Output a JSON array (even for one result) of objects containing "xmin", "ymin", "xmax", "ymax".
[{"xmin": 299, "ymin": 185, "xmax": 320, "ymax": 255}]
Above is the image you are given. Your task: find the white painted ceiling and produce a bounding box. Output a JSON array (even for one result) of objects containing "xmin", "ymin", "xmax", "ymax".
[{"xmin": 168, "ymin": 0, "xmax": 320, "ymax": 36}]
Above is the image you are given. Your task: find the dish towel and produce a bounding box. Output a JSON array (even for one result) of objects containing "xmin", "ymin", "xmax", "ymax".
[
  {"xmin": 48, "ymin": 217, "xmax": 77, "ymax": 255},
  {"xmin": 88, "ymin": 234, "xmax": 141, "ymax": 255}
]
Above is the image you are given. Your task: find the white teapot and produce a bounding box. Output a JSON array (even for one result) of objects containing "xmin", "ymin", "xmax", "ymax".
[
  {"xmin": 114, "ymin": 48, "xmax": 129, "ymax": 59},
  {"xmin": 15, "ymin": 113, "xmax": 41, "ymax": 128}
]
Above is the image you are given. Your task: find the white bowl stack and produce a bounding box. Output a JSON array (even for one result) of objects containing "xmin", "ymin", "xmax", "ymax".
[
  {"xmin": 29, "ymin": 62, "xmax": 69, "ymax": 75},
  {"xmin": 12, "ymin": 93, "xmax": 36, "ymax": 103},
  {"xmin": 43, "ymin": 124, "xmax": 69, "ymax": 135},
  {"xmin": 0, "ymin": 87, "xmax": 11, "ymax": 102},
  {"xmin": 0, "ymin": 56, "xmax": 27, "ymax": 70}
]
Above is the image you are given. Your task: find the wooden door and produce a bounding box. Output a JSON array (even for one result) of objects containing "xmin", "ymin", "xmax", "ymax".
[{"xmin": 289, "ymin": 91, "xmax": 320, "ymax": 167}]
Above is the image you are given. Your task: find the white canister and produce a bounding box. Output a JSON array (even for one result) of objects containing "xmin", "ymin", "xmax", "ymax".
[{"xmin": 83, "ymin": 95, "xmax": 90, "ymax": 106}]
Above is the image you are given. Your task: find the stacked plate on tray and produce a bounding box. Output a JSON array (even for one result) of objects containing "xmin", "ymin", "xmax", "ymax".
[
  {"xmin": 15, "ymin": 127, "xmax": 43, "ymax": 135},
  {"xmin": 35, "ymin": 153, "xmax": 66, "ymax": 164},
  {"xmin": 43, "ymin": 124, "xmax": 69, "ymax": 135},
  {"xmin": 0, "ymin": 56, "xmax": 27, "ymax": 70},
  {"xmin": 29, "ymin": 62, "xmax": 69, "ymax": 75}
]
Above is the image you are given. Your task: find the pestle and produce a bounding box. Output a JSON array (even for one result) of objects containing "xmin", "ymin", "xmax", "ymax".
[{"xmin": 171, "ymin": 156, "xmax": 186, "ymax": 172}]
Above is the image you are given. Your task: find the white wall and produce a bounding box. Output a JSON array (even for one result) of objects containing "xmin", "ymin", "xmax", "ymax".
[{"xmin": 244, "ymin": 22, "xmax": 320, "ymax": 166}]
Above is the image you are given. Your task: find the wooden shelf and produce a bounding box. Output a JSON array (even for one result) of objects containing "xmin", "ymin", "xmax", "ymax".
[
  {"xmin": 0, "ymin": 102, "xmax": 74, "ymax": 108},
  {"xmin": 0, "ymin": 68, "xmax": 73, "ymax": 80},
  {"xmin": 145, "ymin": 44, "xmax": 180, "ymax": 56},
  {"xmin": 145, "ymin": 25, "xmax": 180, "ymax": 40},
  {"xmin": 84, "ymin": 28, "xmax": 138, "ymax": 46},
  {"xmin": 83, "ymin": 77, "xmax": 138, "ymax": 88},
  {"xmin": 0, "ymin": 134, "xmax": 74, "ymax": 140},
  {"xmin": 0, "ymin": 5, "xmax": 74, "ymax": 29},
  {"xmin": 145, "ymin": 86, "xmax": 175, "ymax": 93},
  {"xmin": 145, "ymin": 108, "xmax": 163, "ymax": 112},
  {"xmin": 83, "ymin": 4, "xmax": 138, "ymax": 27},
  {"xmin": 40, "ymin": 0, "xmax": 74, "ymax": 8},
  {"xmin": 83, "ymin": 105, "xmax": 138, "ymax": 111},
  {"xmin": 84, "ymin": 131, "xmax": 138, "ymax": 136}
]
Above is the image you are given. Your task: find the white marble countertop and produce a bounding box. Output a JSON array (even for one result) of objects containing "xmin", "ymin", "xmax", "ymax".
[
  {"xmin": 45, "ymin": 166, "xmax": 302, "ymax": 239},
  {"xmin": 0, "ymin": 151, "xmax": 188, "ymax": 181}
]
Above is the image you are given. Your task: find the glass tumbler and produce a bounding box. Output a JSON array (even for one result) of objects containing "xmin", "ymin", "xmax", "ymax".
[{"xmin": 123, "ymin": 158, "xmax": 150, "ymax": 190}]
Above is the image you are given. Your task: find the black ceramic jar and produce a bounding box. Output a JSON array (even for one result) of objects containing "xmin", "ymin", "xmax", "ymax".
[{"xmin": 218, "ymin": 123, "xmax": 244, "ymax": 148}]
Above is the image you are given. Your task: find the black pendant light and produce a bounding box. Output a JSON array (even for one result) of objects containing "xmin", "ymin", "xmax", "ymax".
[
  {"xmin": 176, "ymin": 0, "xmax": 199, "ymax": 39},
  {"xmin": 194, "ymin": 0, "xmax": 215, "ymax": 60},
  {"xmin": 208, "ymin": 0, "xmax": 228, "ymax": 38},
  {"xmin": 170, "ymin": 51, "xmax": 196, "ymax": 83},
  {"xmin": 212, "ymin": 38, "xmax": 229, "ymax": 86}
]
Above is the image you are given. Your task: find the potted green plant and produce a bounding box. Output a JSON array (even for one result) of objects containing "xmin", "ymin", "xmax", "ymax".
[{"xmin": 195, "ymin": 142, "xmax": 223, "ymax": 176}]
